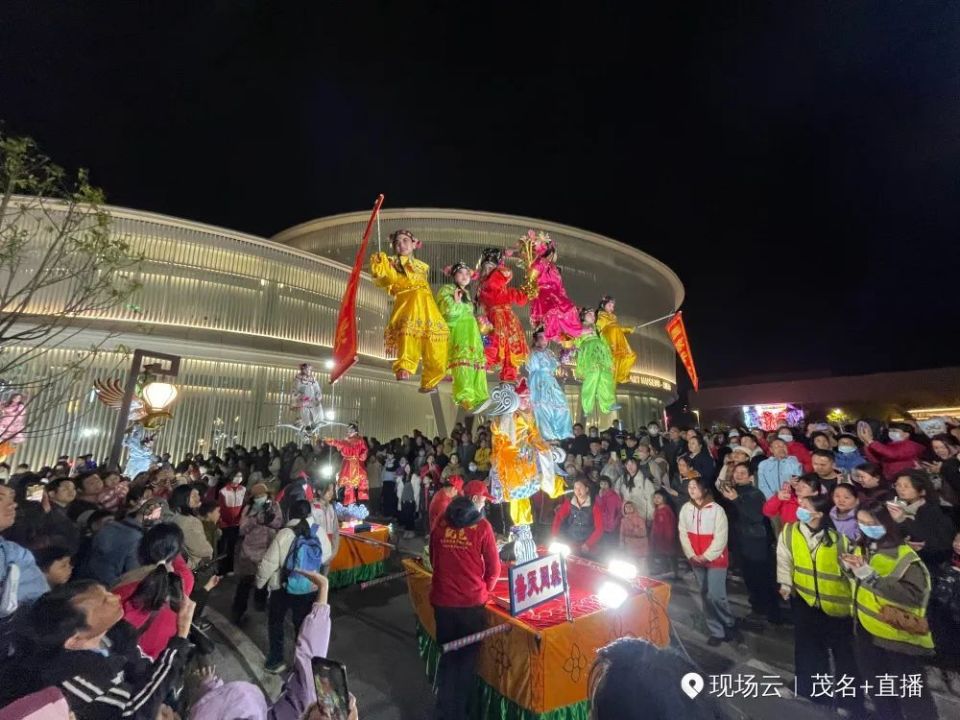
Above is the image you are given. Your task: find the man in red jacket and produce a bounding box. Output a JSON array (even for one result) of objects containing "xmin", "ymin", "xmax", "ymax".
[
  {"xmin": 429, "ymin": 479, "xmax": 501, "ymax": 720},
  {"xmin": 428, "ymin": 474, "xmax": 463, "ymax": 532}
]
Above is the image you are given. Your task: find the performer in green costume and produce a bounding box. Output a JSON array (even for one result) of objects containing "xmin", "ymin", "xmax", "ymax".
[
  {"xmin": 436, "ymin": 262, "xmax": 490, "ymax": 411},
  {"xmin": 574, "ymin": 307, "xmax": 618, "ymax": 416}
]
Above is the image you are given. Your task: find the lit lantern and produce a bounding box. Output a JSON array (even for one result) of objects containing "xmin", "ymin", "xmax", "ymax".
[{"xmin": 141, "ymin": 381, "xmax": 178, "ymax": 411}]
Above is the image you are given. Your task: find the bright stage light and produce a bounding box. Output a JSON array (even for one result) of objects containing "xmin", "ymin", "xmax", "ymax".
[
  {"xmin": 325, "ymin": 409, "xmax": 336, "ymax": 420},
  {"xmin": 597, "ymin": 581, "xmax": 628, "ymax": 609},
  {"xmin": 324, "ymin": 359, "xmax": 335, "ymax": 370},
  {"xmin": 608, "ymin": 559, "xmax": 638, "ymax": 580},
  {"xmin": 320, "ymin": 465, "xmax": 333, "ymax": 479},
  {"xmin": 548, "ymin": 542, "xmax": 571, "ymax": 558}
]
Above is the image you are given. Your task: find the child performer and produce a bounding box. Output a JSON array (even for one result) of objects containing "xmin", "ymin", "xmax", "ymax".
[
  {"xmin": 436, "ymin": 262, "xmax": 489, "ymax": 411},
  {"xmin": 477, "ymin": 247, "xmax": 528, "ymax": 383},
  {"xmin": 526, "ymin": 327, "xmax": 574, "ymax": 441},
  {"xmin": 370, "ymin": 229, "xmax": 449, "ymax": 393},
  {"xmin": 525, "ymin": 231, "xmax": 581, "ymax": 342},
  {"xmin": 324, "ymin": 423, "xmax": 369, "ymax": 505},
  {"xmin": 574, "ymin": 307, "xmax": 617, "ymax": 416},
  {"xmin": 596, "ymin": 296, "xmax": 638, "ymax": 385}
]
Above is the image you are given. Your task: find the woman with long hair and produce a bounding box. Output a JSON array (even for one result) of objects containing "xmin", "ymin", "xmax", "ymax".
[
  {"xmin": 887, "ymin": 469, "xmax": 957, "ymax": 571},
  {"xmin": 852, "ymin": 461, "xmax": 892, "ymax": 503},
  {"xmin": 231, "ymin": 482, "xmax": 283, "ymax": 624},
  {"xmin": 551, "ymin": 476, "xmax": 604, "ymax": 556},
  {"xmin": 168, "ymin": 484, "xmax": 213, "ymax": 569},
  {"xmin": 111, "ymin": 522, "xmax": 195, "ymax": 660}
]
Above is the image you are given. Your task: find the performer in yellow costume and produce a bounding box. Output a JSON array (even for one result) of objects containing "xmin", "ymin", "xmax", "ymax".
[
  {"xmin": 370, "ymin": 229, "xmax": 449, "ymax": 392},
  {"xmin": 596, "ymin": 295, "xmax": 638, "ymax": 384}
]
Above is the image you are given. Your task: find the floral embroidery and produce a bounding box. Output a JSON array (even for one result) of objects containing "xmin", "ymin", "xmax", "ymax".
[{"xmin": 563, "ymin": 643, "xmax": 588, "ymax": 683}]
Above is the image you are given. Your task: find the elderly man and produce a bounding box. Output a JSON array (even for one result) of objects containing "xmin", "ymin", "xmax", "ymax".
[{"xmin": 756, "ymin": 439, "xmax": 803, "ymax": 500}]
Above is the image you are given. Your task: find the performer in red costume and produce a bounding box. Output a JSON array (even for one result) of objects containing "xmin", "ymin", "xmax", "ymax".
[
  {"xmin": 324, "ymin": 423, "xmax": 369, "ymax": 505},
  {"xmin": 476, "ymin": 247, "xmax": 529, "ymax": 383}
]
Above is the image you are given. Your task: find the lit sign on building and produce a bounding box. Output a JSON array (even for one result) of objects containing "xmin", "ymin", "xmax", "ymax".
[
  {"xmin": 743, "ymin": 403, "xmax": 805, "ymax": 431},
  {"xmin": 631, "ymin": 374, "xmax": 673, "ymax": 391}
]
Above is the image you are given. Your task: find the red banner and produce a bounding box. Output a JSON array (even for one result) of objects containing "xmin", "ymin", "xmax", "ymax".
[
  {"xmin": 665, "ymin": 311, "xmax": 699, "ymax": 391},
  {"xmin": 330, "ymin": 194, "xmax": 385, "ymax": 385}
]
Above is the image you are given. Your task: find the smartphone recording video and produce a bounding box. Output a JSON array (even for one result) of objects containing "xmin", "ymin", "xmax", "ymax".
[
  {"xmin": 311, "ymin": 657, "xmax": 349, "ymax": 720},
  {"xmin": 26, "ymin": 484, "xmax": 44, "ymax": 502}
]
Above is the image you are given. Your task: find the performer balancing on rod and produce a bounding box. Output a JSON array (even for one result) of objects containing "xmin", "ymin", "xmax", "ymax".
[
  {"xmin": 370, "ymin": 229, "xmax": 449, "ymax": 393},
  {"xmin": 324, "ymin": 423, "xmax": 368, "ymax": 506},
  {"xmin": 575, "ymin": 307, "xmax": 619, "ymax": 417},
  {"xmin": 596, "ymin": 295, "xmax": 638, "ymax": 385},
  {"xmin": 436, "ymin": 261, "xmax": 490, "ymax": 411},
  {"xmin": 526, "ymin": 327, "xmax": 574, "ymax": 441},
  {"xmin": 476, "ymin": 247, "xmax": 528, "ymax": 384},
  {"xmin": 525, "ymin": 231, "xmax": 581, "ymax": 343}
]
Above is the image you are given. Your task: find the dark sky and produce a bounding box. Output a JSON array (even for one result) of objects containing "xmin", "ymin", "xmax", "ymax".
[{"xmin": 3, "ymin": 3, "xmax": 959, "ymax": 387}]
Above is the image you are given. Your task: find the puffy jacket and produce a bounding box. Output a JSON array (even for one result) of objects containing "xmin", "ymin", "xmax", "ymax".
[
  {"xmin": 757, "ymin": 456, "xmax": 803, "ymax": 499},
  {"xmin": 170, "ymin": 513, "xmax": 213, "ymax": 569},
  {"xmin": 236, "ymin": 501, "xmax": 283, "ymax": 577},
  {"xmin": 864, "ymin": 440, "xmax": 926, "ymax": 481},
  {"xmin": 256, "ymin": 520, "xmax": 332, "ymax": 592},
  {"xmin": 678, "ymin": 500, "xmax": 729, "ymax": 569}
]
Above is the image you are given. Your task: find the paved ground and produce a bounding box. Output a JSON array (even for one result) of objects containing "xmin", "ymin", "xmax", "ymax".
[{"xmin": 203, "ymin": 531, "xmax": 960, "ymax": 720}]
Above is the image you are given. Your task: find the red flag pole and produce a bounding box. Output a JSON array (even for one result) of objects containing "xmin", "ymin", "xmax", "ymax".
[{"xmin": 330, "ymin": 194, "xmax": 385, "ymax": 385}]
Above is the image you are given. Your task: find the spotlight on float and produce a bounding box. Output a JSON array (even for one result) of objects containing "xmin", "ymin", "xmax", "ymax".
[
  {"xmin": 608, "ymin": 559, "xmax": 638, "ymax": 581},
  {"xmin": 326, "ymin": 409, "xmax": 336, "ymax": 420},
  {"xmin": 320, "ymin": 465, "xmax": 334, "ymax": 479},
  {"xmin": 324, "ymin": 359, "xmax": 335, "ymax": 370},
  {"xmin": 597, "ymin": 581, "xmax": 628, "ymax": 609},
  {"xmin": 548, "ymin": 541, "xmax": 571, "ymax": 558}
]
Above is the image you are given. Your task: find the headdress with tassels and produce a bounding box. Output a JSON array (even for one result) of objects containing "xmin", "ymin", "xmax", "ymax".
[
  {"xmin": 389, "ymin": 229, "xmax": 422, "ymax": 252},
  {"xmin": 579, "ymin": 306, "xmax": 596, "ymax": 324},
  {"xmin": 598, "ymin": 295, "xmax": 615, "ymax": 311}
]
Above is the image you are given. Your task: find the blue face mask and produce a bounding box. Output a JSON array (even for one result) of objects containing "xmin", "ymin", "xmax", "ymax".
[
  {"xmin": 859, "ymin": 523, "xmax": 886, "ymax": 540},
  {"xmin": 796, "ymin": 508, "xmax": 814, "ymax": 524}
]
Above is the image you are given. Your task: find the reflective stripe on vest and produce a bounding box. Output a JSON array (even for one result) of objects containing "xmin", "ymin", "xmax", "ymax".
[
  {"xmin": 853, "ymin": 545, "xmax": 934, "ymax": 650},
  {"xmin": 787, "ymin": 523, "xmax": 852, "ymax": 618}
]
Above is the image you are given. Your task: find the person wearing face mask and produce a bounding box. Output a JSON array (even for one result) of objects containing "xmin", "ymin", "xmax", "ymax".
[
  {"xmin": 777, "ymin": 494, "xmax": 861, "ymax": 713},
  {"xmin": 858, "ymin": 420, "xmax": 926, "ymax": 482},
  {"xmin": 232, "ymin": 483, "xmax": 283, "ymax": 624},
  {"xmin": 646, "ymin": 422, "xmax": 664, "ymax": 453},
  {"xmin": 833, "ymin": 433, "xmax": 866, "ymax": 475},
  {"xmin": 429, "ymin": 479, "xmax": 500, "ymax": 720},
  {"xmin": 774, "ymin": 426, "xmax": 813, "ymax": 473},
  {"xmin": 218, "ymin": 471, "xmax": 247, "ymax": 575},
  {"xmin": 763, "ymin": 474, "xmax": 822, "ymax": 532},
  {"xmin": 841, "ymin": 501, "xmax": 939, "ymax": 720}
]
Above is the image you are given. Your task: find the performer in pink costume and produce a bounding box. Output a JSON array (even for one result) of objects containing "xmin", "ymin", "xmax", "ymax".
[{"xmin": 525, "ymin": 231, "xmax": 582, "ymax": 343}]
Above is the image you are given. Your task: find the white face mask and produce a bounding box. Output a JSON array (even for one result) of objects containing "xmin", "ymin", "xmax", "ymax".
[
  {"xmin": 888, "ymin": 431, "xmax": 906, "ymax": 442},
  {"xmin": 837, "ymin": 445, "xmax": 857, "ymax": 454},
  {"xmin": 778, "ymin": 433, "xmax": 793, "ymax": 443}
]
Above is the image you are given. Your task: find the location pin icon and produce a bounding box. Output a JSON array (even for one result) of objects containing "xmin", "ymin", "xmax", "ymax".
[{"xmin": 681, "ymin": 672, "xmax": 704, "ymax": 699}]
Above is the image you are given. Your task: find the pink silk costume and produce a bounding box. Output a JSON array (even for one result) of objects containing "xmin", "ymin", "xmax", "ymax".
[
  {"xmin": 529, "ymin": 258, "xmax": 582, "ymax": 342},
  {"xmin": 325, "ymin": 435, "xmax": 369, "ymax": 505}
]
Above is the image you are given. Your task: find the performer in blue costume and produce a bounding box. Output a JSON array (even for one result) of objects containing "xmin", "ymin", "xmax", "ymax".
[{"xmin": 526, "ymin": 327, "xmax": 573, "ymax": 441}]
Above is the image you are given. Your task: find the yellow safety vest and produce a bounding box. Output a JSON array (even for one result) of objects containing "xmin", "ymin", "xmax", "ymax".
[
  {"xmin": 852, "ymin": 544, "xmax": 934, "ymax": 650},
  {"xmin": 786, "ymin": 523, "xmax": 852, "ymax": 618}
]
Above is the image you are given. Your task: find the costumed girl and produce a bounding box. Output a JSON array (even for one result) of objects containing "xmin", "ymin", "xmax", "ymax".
[
  {"xmin": 124, "ymin": 424, "xmax": 154, "ymax": 478},
  {"xmin": 293, "ymin": 363, "xmax": 324, "ymax": 432},
  {"xmin": 523, "ymin": 230, "xmax": 581, "ymax": 342},
  {"xmin": 476, "ymin": 247, "xmax": 528, "ymax": 384},
  {"xmin": 575, "ymin": 307, "xmax": 618, "ymax": 417},
  {"xmin": 370, "ymin": 229, "xmax": 449, "ymax": 393},
  {"xmin": 596, "ymin": 295, "xmax": 638, "ymax": 385},
  {"xmin": 526, "ymin": 327, "xmax": 573, "ymax": 441},
  {"xmin": 0, "ymin": 392, "xmax": 27, "ymax": 462},
  {"xmin": 324, "ymin": 423, "xmax": 369, "ymax": 505},
  {"xmin": 436, "ymin": 261, "xmax": 490, "ymax": 411}
]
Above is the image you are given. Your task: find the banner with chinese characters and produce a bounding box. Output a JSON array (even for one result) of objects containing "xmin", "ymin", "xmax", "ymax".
[
  {"xmin": 665, "ymin": 311, "xmax": 699, "ymax": 391},
  {"xmin": 508, "ymin": 553, "xmax": 565, "ymax": 616}
]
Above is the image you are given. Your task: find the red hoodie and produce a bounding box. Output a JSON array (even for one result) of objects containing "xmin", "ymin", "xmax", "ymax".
[
  {"xmin": 429, "ymin": 497, "xmax": 501, "ymax": 607},
  {"xmin": 864, "ymin": 440, "xmax": 926, "ymax": 481}
]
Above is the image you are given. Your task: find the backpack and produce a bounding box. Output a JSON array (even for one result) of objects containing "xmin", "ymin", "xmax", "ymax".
[{"xmin": 281, "ymin": 527, "xmax": 325, "ymax": 594}]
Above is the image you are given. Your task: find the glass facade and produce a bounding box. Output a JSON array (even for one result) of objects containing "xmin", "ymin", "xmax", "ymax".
[{"xmin": 4, "ymin": 202, "xmax": 682, "ymax": 469}]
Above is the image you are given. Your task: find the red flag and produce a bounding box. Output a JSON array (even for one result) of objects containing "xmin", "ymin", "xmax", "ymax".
[
  {"xmin": 330, "ymin": 194, "xmax": 385, "ymax": 385},
  {"xmin": 665, "ymin": 311, "xmax": 699, "ymax": 391}
]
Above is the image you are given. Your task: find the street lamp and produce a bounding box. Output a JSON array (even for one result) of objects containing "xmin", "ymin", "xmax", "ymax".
[{"xmin": 142, "ymin": 381, "xmax": 178, "ymax": 411}]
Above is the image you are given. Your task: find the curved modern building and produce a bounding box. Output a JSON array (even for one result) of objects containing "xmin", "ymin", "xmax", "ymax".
[{"xmin": 5, "ymin": 201, "xmax": 682, "ymax": 469}]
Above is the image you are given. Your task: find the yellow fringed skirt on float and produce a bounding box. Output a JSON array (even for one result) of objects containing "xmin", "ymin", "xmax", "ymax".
[{"xmin": 597, "ymin": 310, "xmax": 637, "ymax": 384}]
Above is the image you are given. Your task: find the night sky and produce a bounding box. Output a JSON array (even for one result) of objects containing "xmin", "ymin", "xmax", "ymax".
[{"xmin": 3, "ymin": 3, "xmax": 959, "ymax": 388}]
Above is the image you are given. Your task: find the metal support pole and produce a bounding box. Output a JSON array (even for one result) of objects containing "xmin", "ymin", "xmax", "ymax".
[{"xmin": 430, "ymin": 391, "xmax": 448, "ymax": 439}]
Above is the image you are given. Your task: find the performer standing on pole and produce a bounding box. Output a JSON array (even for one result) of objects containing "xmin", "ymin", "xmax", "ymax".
[
  {"xmin": 477, "ymin": 247, "xmax": 529, "ymax": 384},
  {"xmin": 436, "ymin": 262, "xmax": 490, "ymax": 411},
  {"xmin": 429, "ymin": 480, "xmax": 501, "ymax": 720},
  {"xmin": 370, "ymin": 229, "xmax": 449, "ymax": 393},
  {"xmin": 575, "ymin": 307, "xmax": 619, "ymax": 417},
  {"xmin": 596, "ymin": 295, "xmax": 638, "ymax": 385}
]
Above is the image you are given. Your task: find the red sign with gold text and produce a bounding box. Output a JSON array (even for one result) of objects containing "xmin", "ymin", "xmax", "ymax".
[
  {"xmin": 665, "ymin": 311, "xmax": 699, "ymax": 391},
  {"xmin": 330, "ymin": 194, "xmax": 385, "ymax": 385}
]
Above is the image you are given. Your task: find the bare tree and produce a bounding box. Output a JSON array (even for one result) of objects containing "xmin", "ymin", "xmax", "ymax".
[{"xmin": 0, "ymin": 130, "xmax": 143, "ymax": 445}]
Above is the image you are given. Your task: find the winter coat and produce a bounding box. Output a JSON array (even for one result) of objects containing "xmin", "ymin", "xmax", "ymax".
[
  {"xmin": 757, "ymin": 455, "xmax": 803, "ymax": 499},
  {"xmin": 255, "ymin": 520, "xmax": 332, "ymax": 592},
  {"xmin": 268, "ymin": 602, "xmax": 332, "ymax": 720},
  {"xmin": 595, "ymin": 489, "xmax": 623, "ymax": 533},
  {"xmin": 236, "ymin": 501, "xmax": 283, "ymax": 577},
  {"xmin": 864, "ymin": 440, "xmax": 926, "ymax": 481},
  {"xmin": 834, "ymin": 449, "xmax": 866, "ymax": 474},
  {"xmin": 649, "ymin": 504, "xmax": 677, "ymax": 556},
  {"xmin": 620, "ymin": 511, "xmax": 648, "ymax": 558},
  {"xmin": 112, "ymin": 554, "xmax": 195, "ymax": 660},
  {"xmin": 678, "ymin": 500, "xmax": 729, "ymax": 569},
  {"xmin": 730, "ymin": 484, "xmax": 770, "ymax": 560},
  {"xmin": 429, "ymin": 496, "xmax": 500, "ymax": 607},
  {"xmin": 786, "ymin": 441, "xmax": 813, "ymax": 473},
  {"xmin": 82, "ymin": 519, "xmax": 143, "ymax": 587},
  {"xmin": 218, "ymin": 483, "xmax": 246, "ymax": 528},
  {"xmin": 0, "ymin": 537, "xmax": 49, "ymax": 611},
  {"xmin": 310, "ymin": 501, "xmax": 341, "ymax": 559},
  {"xmin": 0, "ymin": 688, "xmax": 70, "ymax": 720},
  {"xmin": 617, "ymin": 470, "xmax": 657, "ymax": 522},
  {"xmin": 762, "ymin": 490, "xmax": 800, "ymax": 525},
  {"xmin": 896, "ymin": 498, "xmax": 957, "ymax": 569},
  {"xmin": 683, "ymin": 451, "xmax": 716, "ymax": 483},
  {"xmin": 552, "ymin": 498, "xmax": 604, "ymax": 551},
  {"xmin": 170, "ymin": 512, "xmax": 213, "ymax": 569}
]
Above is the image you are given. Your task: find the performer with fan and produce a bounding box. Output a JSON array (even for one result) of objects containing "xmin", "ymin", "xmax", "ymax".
[
  {"xmin": 524, "ymin": 231, "xmax": 581, "ymax": 342},
  {"xmin": 526, "ymin": 328, "xmax": 573, "ymax": 441},
  {"xmin": 596, "ymin": 295, "xmax": 638, "ymax": 385},
  {"xmin": 575, "ymin": 307, "xmax": 618, "ymax": 417},
  {"xmin": 476, "ymin": 247, "xmax": 528, "ymax": 384},
  {"xmin": 324, "ymin": 422, "xmax": 369, "ymax": 505},
  {"xmin": 370, "ymin": 229, "xmax": 449, "ymax": 393},
  {"xmin": 436, "ymin": 262, "xmax": 490, "ymax": 411}
]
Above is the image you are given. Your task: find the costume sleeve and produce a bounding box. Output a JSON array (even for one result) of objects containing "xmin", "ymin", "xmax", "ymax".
[
  {"xmin": 370, "ymin": 252, "xmax": 408, "ymax": 295},
  {"xmin": 701, "ymin": 507, "xmax": 728, "ymax": 562},
  {"xmin": 437, "ymin": 285, "xmax": 469, "ymax": 321},
  {"xmin": 551, "ymin": 501, "xmax": 571, "ymax": 536},
  {"xmin": 358, "ymin": 440, "xmax": 368, "ymax": 463},
  {"xmin": 585, "ymin": 504, "xmax": 605, "ymax": 550},
  {"xmin": 324, "ymin": 438, "xmax": 346, "ymax": 452}
]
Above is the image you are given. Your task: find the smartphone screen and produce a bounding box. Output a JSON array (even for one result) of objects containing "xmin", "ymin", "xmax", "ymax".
[
  {"xmin": 26, "ymin": 484, "xmax": 44, "ymax": 502},
  {"xmin": 311, "ymin": 657, "xmax": 349, "ymax": 720}
]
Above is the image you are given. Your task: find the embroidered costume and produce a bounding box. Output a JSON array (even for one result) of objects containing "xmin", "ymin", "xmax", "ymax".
[
  {"xmin": 325, "ymin": 423, "xmax": 369, "ymax": 505},
  {"xmin": 436, "ymin": 263, "xmax": 489, "ymax": 410},
  {"xmin": 370, "ymin": 230, "xmax": 449, "ymax": 392},
  {"xmin": 596, "ymin": 296, "xmax": 637, "ymax": 384},
  {"xmin": 526, "ymin": 334, "xmax": 573, "ymax": 441},
  {"xmin": 293, "ymin": 363, "xmax": 324, "ymax": 432},
  {"xmin": 0, "ymin": 393, "xmax": 27, "ymax": 462},
  {"xmin": 523, "ymin": 231, "xmax": 581, "ymax": 342},
  {"xmin": 477, "ymin": 248, "xmax": 528, "ymax": 383},
  {"xmin": 575, "ymin": 308, "xmax": 617, "ymax": 416}
]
